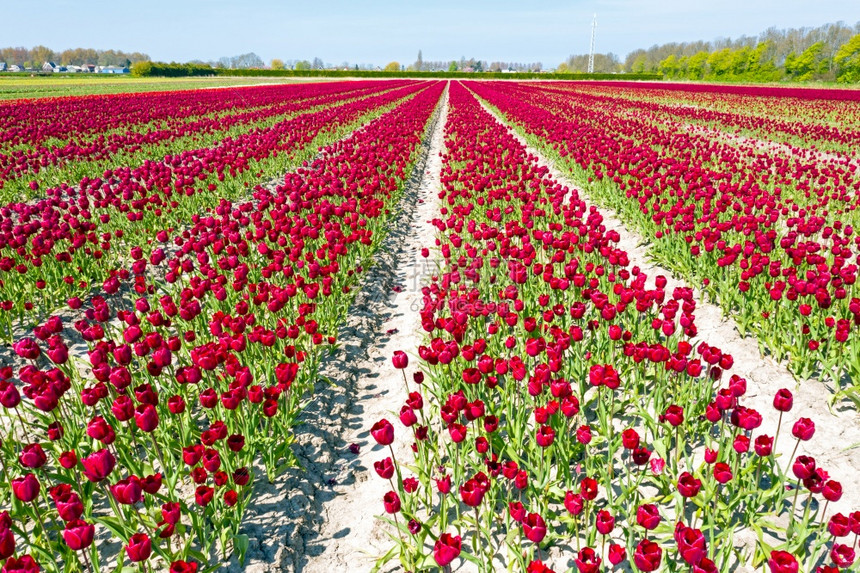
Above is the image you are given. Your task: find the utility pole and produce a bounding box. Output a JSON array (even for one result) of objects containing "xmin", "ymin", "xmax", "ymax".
[{"xmin": 588, "ymin": 14, "xmax": 597, "ymax": 73}]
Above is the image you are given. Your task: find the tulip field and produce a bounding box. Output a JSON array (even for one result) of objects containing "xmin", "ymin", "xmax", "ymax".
[{"xmin": 0, "ymin": 78, "xmax": 859, "ymax": 572}]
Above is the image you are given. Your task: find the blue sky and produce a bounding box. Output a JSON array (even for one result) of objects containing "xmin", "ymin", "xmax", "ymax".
[{"xmin": 6, "ymin": 0, "xmax": 858, "ymax": 66}]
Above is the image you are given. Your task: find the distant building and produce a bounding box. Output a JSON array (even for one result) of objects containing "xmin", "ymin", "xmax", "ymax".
[
  {"xmin": 9, "ymin": 64, "xmax": 23, "ymax": 72},
  {"xmin": 66, "ymin": 65, "xmax": 82, "ymax": 73},
  {"xmin": 99, "ymin": 65, "xmax": 129, "ymax": 74},
  {"xmin": 0, "ymin": 62, "xmax": 6, "ymax": 72},
  {"xmin": 42, "ymin": 61, "xmax": 57, "ymax": 72}
]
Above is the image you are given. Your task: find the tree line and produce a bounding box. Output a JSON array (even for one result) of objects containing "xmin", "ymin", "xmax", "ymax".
[
  {"xmin": 0, "ymin": 46, "xmax": 150, "ymax": 68},
  {"xmin": 561, "ymin": 20, "xmax": 860, "ymax": 83},
  {"xmin": 409, "ymin": 52, "xmax": 543, "ymax": 73}
]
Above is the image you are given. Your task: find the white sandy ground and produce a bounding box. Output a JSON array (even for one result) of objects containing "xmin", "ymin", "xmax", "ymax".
[
  {"xmin": 476, "ymin": 99, "xmax": 860, "ymax": 572},
  {"xmin": 223, "ymin": 87, "xmax": 449, "ymax": 572}
]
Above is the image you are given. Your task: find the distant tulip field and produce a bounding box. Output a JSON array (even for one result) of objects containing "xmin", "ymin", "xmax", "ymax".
[{"xmin": 0, "ymin": 78, "xmax": 858, "ymax": 572}]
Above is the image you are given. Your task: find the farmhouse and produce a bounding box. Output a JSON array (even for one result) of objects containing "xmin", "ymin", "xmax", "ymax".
[{"xmin": 99, "ymin": 65, "xmax": 130, "ymax": 74}]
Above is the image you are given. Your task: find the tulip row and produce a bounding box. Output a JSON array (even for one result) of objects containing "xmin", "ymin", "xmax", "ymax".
[
  {"xmin": 466, "ymin": 80, "xmax": 860, "ymax": 393},
  {"xmin": 371, "ymin": 81, "xmax": 858, "ymax": 573},
  {"xmin": 0, "ymin": 81, "xmax": 411, "ymax": 201},
  {"xmin": 0, "ymin": 81, "xmax": 445, "ymax": 571},
  {"xmin": 0, "ymin": 81, "xmax": 428, "ymax": 331},
  {"xmin": 0, "ymin": 81, "xmax": 392, "ymax": 150},
  {"xmin": 543, "ymin": 82, "xmax": 860, "ymax": 155}
]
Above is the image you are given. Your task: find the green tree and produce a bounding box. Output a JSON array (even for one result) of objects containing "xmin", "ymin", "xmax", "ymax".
[
  {"xmin": 658, "ymin": 54, "xmax": 679, "ymax": 78},
  {"xmin": 270, "ymin": 58, "xmax": 285, "ymax": 70},
  {"xmin": 835, "ymin": 34, "xmax": 860, "ymax": 83},
  {"xmin": 707, "ymin": 48, "xmax": 733, "ymax": 77},
  {"xmin": 789, "ymin": 41, "xmax": 824, "ymax": 80},
  {"xmin": 294, "ymin": 60, "xmax": 311, "ymax": 70},
  {"xmin": 448, "ymin": 61, "xmax": 458, "ymax": 72},
  {"xmin": 130, "ymin": 61, "xmax": 153, "ymax": 77},
  {"xmin": 678, "ymin": 56, "xmax": 690, "ymax": 78},
  {"xmin": 728, "ymin": 46, "xmax": 751, "ymax": 76},
  {"xmin": 384, "ymin": 61, "xmax": 400, "ymax": 72},
  {"xmin": 686, "ymin": 51, "xmax": 709, "ymax": 79}
]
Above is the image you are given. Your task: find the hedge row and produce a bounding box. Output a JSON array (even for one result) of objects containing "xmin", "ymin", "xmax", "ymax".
[{"xmin": 130, "ymin": 62, "xmax": 662, "ymax": 81}]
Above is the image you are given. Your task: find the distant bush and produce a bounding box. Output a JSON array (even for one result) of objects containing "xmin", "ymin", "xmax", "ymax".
[
  {"xmin": 130, "ymin": 61, "xmax": 153, "ymax": 77},
  {"xmin": 135, "ymin": 62, "xmax": 215, "ymax": 77}
]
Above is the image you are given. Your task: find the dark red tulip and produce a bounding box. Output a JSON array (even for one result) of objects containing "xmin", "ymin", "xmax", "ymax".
[
  {"xmin": 523, "ymin": 512, "xmax": 547, "ymax": 543},
  {"xmin": 792, "ymin": 455, "xmax": 816, "ymax": 480},
  {"xmin": 62, "ymin": 520, "xmax": 95, "ymax": 551},
  {"xmin": 370, "ymin": 419, "xmax": 394, "ymax": 446},
  {"xmin": 0, "ymin": 525, "xmax": 14, "ymax": 559},
  {"xmin": 768, "ymin": 550, "xmax": 798, "ymax": 573},
  {"xmin": 170, "ymin": 561, "xmax": 198, "ymax": 573},
  {"xmin": 11, "ymin": 473, "xmax": 40, "ymax": 502},
  {"xmin": 636, "ymin": 504, "xmax": 660, "ymax": 530},
  {"xmin": 18, "ymin": 444, "xmax": 47, "ymax": 469},
  {"xmin": 433, "ymin": 533, "xmax": 461, "ymax": 566},
  {"xmin": 509, "ymin": 501, "xmax": 526, "ymax": 522},
  {"xmin": 126, "ymin": 532, "xmax": 152, "ymax": 562},
  {"xmin": 575, "ymin": 547, "xmax": 601, "ymax": 573},
  {"xmin": 713, "ymin": 462, "xmax": 733, "ymax": 484},
  {"xmin": 81, "ymin": 449, "xmax": 116, "ymax": 482},
  {"xmin": 1, "ymin": 555, "xmax": 40, "ymax": 573},
  {"xmin": 633, "ymin": 539, "xmax": 662, "ymax": 571},
  {"xmin": 459, "ymin": 478, "xmax": 486, "ymax": 507},
  {"xmin": 609, "ymin": 544, "xmax": 626, "ymax": 565},
  {"xmin": 773, "ymin": 389, "xmax": 793, "ymax": 412},
  {"xmin": 111, "ymin": 477, "xmax": 142, "ymax": 505},
  {"xmin": 392, "ymin": 351, "xmax": 409, "ymax": 369},
  {"xmin": 677, "ymin": 472, "xmax": 702, "ymax": 498},
  {"xmin": 792, "ymin": 418, "xmax": 815, "ymax": 441},
  {"xmin": 595, "ymin": 509, "xmax": 615, "ymax": 535}
]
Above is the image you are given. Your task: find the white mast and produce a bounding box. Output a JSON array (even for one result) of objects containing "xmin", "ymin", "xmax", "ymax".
[{"xmin": 588, "ymin": 14, "xmax": 597, "ymax": 73}]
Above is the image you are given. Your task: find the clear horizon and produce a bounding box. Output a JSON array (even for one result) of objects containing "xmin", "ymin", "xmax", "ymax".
[{"xmin": 5, "ymin": 0, "xmax": 858, "ymax": 67}]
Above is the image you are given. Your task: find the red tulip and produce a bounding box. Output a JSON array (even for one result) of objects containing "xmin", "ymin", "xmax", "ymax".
[
  {"xmin": 595, "ymin": 509, "xmax": 615, "ymax": 535},
  {"xmin": 383, "ymin": 491, "xmax": 401, "ymax": 514},
  {"xmin": 62, "ymin": 520, "xmax": 94, "ymax": 551},
  {"xmin": 636, "ymin": 504, "xmax": 660, "ymax": 530},
  {"xmin": 608, "ymin": 543, "xmax": 626, "ymax": 565},
  {"xmin": 370, "ymin": 419, "xmax": 394, "ymax": 446},
  {"xmin": 791, "ymin": 418, "xmax": 815, "ymax": 441},
  {"xmin": 677, "ymin": 472, "xmax": 702, "ymax": 498},
  {"xmin": 11, "ymin": 473, "xmax": 40, "ymax": 502},
  {"xmin": 392, "ymin": 351, "xmax": 409, "ymax": 369},
  {"xmin": 773, "ymin": 389, "xmax": 793, "ymax": 412},
  {"xmin": 81, "ymin": 449, "xmax": 116, "ymax": 482},
  {"xmin": 767, "ymin": 550, "xmax": 798, "ymax": 573},
  {"xmin": 633, "ymin": 539, "xmax": 662, "ymax": 571},
  {"xmin": 433, "ymin": 533, "xmax": 461, "ymax": 567},
  {"xmin": 170, "ymin": 561, "xmax": 198, "ymax": 573},
  {"xmin": 575, "ymin": 547, "xmax": 601, "ymax": 573},
  {"xmin": 126, "ymin": 532, "xmax": 152, "ymax": 562},
  {"xmin": 1, "ymin": 555, "xmax": 40, "ymax": 573},
  {"xmin": 522, "ymin": 512, "xmax": 547, "ymax": 543}
]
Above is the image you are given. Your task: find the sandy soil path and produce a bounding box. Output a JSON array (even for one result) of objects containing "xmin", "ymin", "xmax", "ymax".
[{"xmin": 225, "ymin": 86, "xmax": 448, "ymax": 572}]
